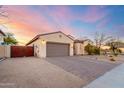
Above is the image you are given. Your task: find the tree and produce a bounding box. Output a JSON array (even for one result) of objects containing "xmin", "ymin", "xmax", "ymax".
[
  {"xmin": 0, "ymin": 6, "xmax": 17, "ymax": 45},
  {"xmin": 110, "ymin": 42, "xmax": 118, "ymax": 56},
  {"xmin": 94, "ymin": 32, "xmax": 111, "ymax": 54},
  {"xmin": 3, "ymin": 33, "xmax": 18, "ymax": 45},
  {"xmin": 106, "ymin": 38, "xmax": 122, "ymax": 56}
]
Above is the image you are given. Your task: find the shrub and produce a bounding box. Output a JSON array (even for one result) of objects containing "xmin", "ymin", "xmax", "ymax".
[
  {"xmin": 85, "ymin": 44, "xmax": 100, "ymax": 55},
  {"xmin": 110, "ymin": 58, "xmax": 115, "ymax": 61},
  {"xmin": 84, "ymin": 44, "xmax": 99, "ymax": 55},
  {"xmin": 84, "ymin": 43, "xmax": 94, "ymax": 55},
  {"xmin": 93, "ymin": 47, "xmax": 100, "ymax": 55}
]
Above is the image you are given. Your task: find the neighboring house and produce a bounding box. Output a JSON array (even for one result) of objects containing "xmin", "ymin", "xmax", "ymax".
[
  {"xmin": 117, "ymin": 43, "xmax": 124, "ymax": 53},
  {"xmin": 74, "ymin": 39, "xmax": 93, "ymax": 55},
  {"xmin": 101, "ymin": 45, "xmax": 110, "ymax": 50},
  {"xmin": 26, "ymin": 31, "xmax": 74, "ymax": 58},
  {"xmin": 67, "ymin": 35, "xmax": 75, "ymax": 40},
  {"xmin": 101, "ymin": 45, "xmax": 124, "ymax": 54},
  {"xmin": 119, "ymin": 48, "xmax": 124, "ymax": 54},
  {"xmin": 0, "ymin": 30, "xmax": 6, "ymax": 45}
]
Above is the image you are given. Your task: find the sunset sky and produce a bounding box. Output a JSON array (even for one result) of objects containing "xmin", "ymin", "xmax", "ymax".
[{"xmin": 0, "ymin": 5, "xmax": 124, "ymax": 45}]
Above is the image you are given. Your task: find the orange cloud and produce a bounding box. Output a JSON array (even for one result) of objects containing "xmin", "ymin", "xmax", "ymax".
[
  {"xmin": 3, "ymin": 6, "xmax": 58, "ymax": 44},
  {"xmin": 1, "ymin": 6, "xmax": 75, "ymax": 45}
]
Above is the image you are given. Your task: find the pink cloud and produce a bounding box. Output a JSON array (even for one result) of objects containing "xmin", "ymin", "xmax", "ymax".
[
  {"xmin": 51, "ymin": 6, "xmax": 73, "ymax": 21},
  {"xmin": 3, "ymin": 6, "xmax": 60, "ymax": 44},
  {"xmin": 81, "ymin": 6, "xmax": 108, "ymax": 23},
  {"xmin": 6, "ymin": 6, "xmax": 56, "ymax": 31},
  {"xmin": 2, "ymin": 6, "xmax": 76, "ymax": 44},
  {"xmin": 40, "ymin": 6, "xmax": 74, "ymax": 35}
]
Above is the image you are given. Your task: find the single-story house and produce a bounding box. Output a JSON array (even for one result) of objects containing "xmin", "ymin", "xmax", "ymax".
[
  {"xmin": 26, "ymin": 31, "xmax": 93, "ymax": 58},
  {"xmin": 26, "ymin": 31, "xmax": 74, "ymax": 58},
  {"xmin": 0, "ymin": 29, "xmax": 6, "ymax": 45}
]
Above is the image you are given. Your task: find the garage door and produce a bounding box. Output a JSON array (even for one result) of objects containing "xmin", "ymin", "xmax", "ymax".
[{"xmin": 46, "ymin": 42, "xmax": 70, "ymax": 57}]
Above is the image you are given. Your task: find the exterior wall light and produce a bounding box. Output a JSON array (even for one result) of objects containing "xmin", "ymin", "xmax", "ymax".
[{"xmin": 41, "ymin": 40, "xmax": 46, "ymax": 44}]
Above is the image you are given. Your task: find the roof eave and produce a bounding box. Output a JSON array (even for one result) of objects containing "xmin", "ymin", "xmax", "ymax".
[
  {"xmin": 0, "ymin": 30, "xmax": 6, "ymax": 36},
  {"xmin": 26, "ymin": 31, "xmax": 74, "ymax": 46}
]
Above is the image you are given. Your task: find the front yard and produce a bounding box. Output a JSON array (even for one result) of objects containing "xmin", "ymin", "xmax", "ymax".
[{"xmin": 0, "ymin": 56, "xmax": 122, "ymax": 88}]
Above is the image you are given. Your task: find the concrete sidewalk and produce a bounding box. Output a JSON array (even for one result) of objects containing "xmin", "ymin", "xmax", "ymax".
[{"xmin": 85, "ymin": 63, "xmax": 124, "ymax": 88}]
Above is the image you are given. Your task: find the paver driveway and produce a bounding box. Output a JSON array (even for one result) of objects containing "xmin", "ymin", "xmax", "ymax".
[
  {"xmin": 0, "ymin": 56, "xmax": 121, "ymax": 88},
  {"xmin": 0, "ymin": 57, "xmax": 83, "ymax": 88},
  {"xmin": 45, "ymin": 56, "xmax": 120, "ymax": 87}
]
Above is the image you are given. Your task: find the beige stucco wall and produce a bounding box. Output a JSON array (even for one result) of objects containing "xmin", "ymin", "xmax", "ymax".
[
  {"xmin": 101, "ymin": 46, "xmax": 110, "ymax": 50},
  {"xmin": 29, "ymin": 32, "xmax": 74, "ymax": 58},
  {"xmin": 0, "ymin": 46, "xmax": 5, "ymax": 57},
  {"xmin": 74, "ymin": 41, "xmax": 90, "ymax": 55},
  {"xmin": 74, "ymin": 43, "xmax": 83, "ymax": 55},
  {"xmin": 0, "ymin": 45, "xmax": 10, "ymax": 58},
  {"xmin": 6, "ymin": 46, "xmax": 11, "ymax": 57},
  {"xmin": 30, "ymin": 39, "xmax": 46, "ymax": 58},
  {"xmin": 74, "ymin": 43, "xmax": 86, "ymax": 55},
  {"xmin": 0, "ymin": 34, "xmax": 4, "ymax": 44}
]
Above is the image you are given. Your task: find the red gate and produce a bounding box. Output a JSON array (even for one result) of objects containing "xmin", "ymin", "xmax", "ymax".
[{"xmin": 11, "ymin": 46, "xmax": 34, "ymax": 57}]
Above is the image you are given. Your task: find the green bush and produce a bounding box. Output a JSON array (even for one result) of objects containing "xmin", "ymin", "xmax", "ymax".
[
  {"xmin": 84, "ymin": 44, "xmax": 94, "ymax": 55},
  {"xmin": 93, "ymin": 47, "xmax": 100, "ymax": 55},
  {"xmin": 85, "ymin": 44, "xmax": 100, "ymax": 55}
]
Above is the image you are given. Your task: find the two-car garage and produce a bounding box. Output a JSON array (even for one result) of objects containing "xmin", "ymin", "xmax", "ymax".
[
  {"xmin": 26, "ymin": 31, "xmax": 74, "ymax": 58},
  {"xmin": 46, "ymin": 42, "xmax": 70, "ymax": 57}
]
